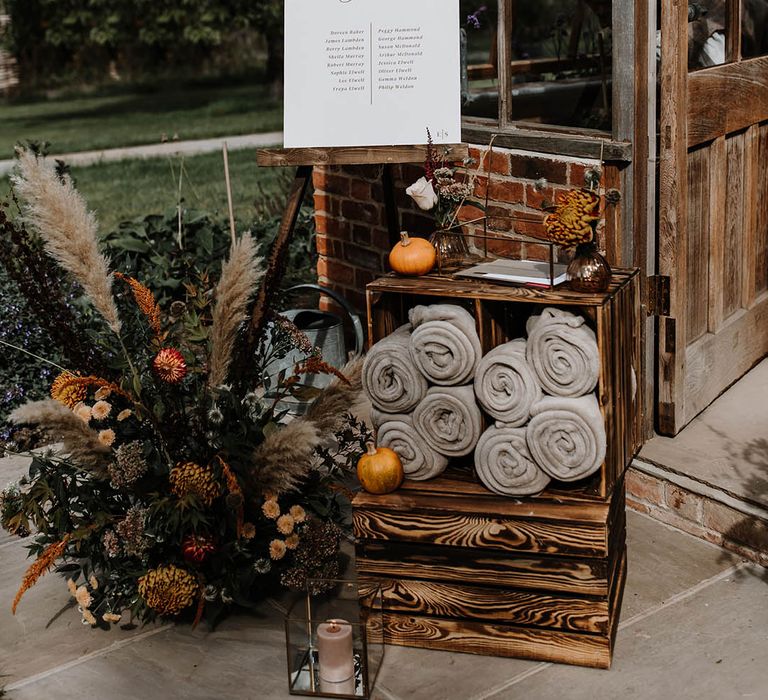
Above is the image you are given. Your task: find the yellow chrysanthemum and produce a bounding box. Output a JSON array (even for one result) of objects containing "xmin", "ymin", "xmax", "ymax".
[
  {"xmin": 289, "ymin": 505, "xmax": 306, "ymax": 523},
  {"xmin": 94, "ymin": 386, "xmax": 112, "ymax": 401},
  {"xmin": 543, "ymin": 189, "xmax": 601, "ymax": 247},
  {"xmin": 74, "ymin": 403, "xmax": 92, "ymax": 423},
  {"xmin": 75, "ymin": 585, "xmax": 92, "ymax": 609},
  {"xmin": 269, "ymin": 539, "xmax": 287, "ymax": 560},
  {"xmin": 277, "ymin": 514, "xmax": 295, "ymax": 536},
  {"xmin": 103, "ymin": 612, "xmax": 122, "ymax": 623},
  {"xmin": 262, "ymin": 499, "xmax": 280, "ymax": 520},
  {"xmin": 91, "ymin": 401, "xmax": 112, "ymax": 421},
  {"xmin": 51, "ymin": 372, "xmax": 88, "ymax": 409},
  {"xmin": 98, "ymin": 429, "xmax": 116, "ymax": 447},
  {"xmin": 169, "ymin": 462, "xmax": 221, "ymax": 507},
  {"xmin": 242, "ymin": 522, "xmax": 256, "ymax": 540},
  {"xmin": 285, "ymin": 534, "xmax": 300, "ymax": 550},
  {"xmin": 117, "ymin": 409, "xmax": 133, "ymax": 422},
  {"xmin": 138, "ymin": 565, "xmax": 198, "ymax": 616},
  {"xmin": 82, "ymin": 609, "xmax": 97, "ymax": 626}
]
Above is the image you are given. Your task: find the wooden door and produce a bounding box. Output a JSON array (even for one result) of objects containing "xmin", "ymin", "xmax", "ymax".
[{"xmin": 658, "ymin": 0, "xmax": 768, "ymax": 435}]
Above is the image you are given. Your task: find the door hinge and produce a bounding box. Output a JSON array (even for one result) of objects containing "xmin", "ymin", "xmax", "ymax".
[{"xmin": 647, "ymin": 275, "xmax": 671, "ymax": 317}]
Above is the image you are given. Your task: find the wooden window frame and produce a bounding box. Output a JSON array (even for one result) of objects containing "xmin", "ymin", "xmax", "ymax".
[{"xmin": 461, "ymin": 0, "xmax": 636, "ymax": 162}]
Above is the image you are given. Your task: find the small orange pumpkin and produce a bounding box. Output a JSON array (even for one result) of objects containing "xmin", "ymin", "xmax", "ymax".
[
  {"xmin": 356, "ymin": 442, "xmax": 404, "ymax": 495},
  {"xmin": 389, "ymin": 232, "xmax": 436, "ymax": 276}
]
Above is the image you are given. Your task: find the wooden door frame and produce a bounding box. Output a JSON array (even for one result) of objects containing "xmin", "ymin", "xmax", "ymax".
[{"xmin": 659, "ymin": 0, "xmax": 768, "ymax": 435}]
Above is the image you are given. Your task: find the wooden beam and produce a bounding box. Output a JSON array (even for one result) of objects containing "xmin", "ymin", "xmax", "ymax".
[
  {"xmin": 687, "ymin": 56, "xmax": 768, "ymax": 147},
  {"xmin": 726, "ymin": 0, "xmax": 743, "ymax": 62},
  {"xmin": 462, "ymin": 124, "xmax": 632, "ymax": 161},
  {"xmin": 657, "ymin": 0, "xmax": 689, "ymax": 435},
  {"xmin": 634, "ymin": 0, "xmax": 657, "ymax": 440},
  {"xmin": 257, "ymin": 144, "xmax": 469, "ymax": 167}
]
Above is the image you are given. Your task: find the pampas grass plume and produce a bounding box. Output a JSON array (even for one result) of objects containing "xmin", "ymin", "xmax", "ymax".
[
  {"xmin": 10, "ymin": 400, "xmax": 111, "ymax": 476},
  {"xmin": 208, "ymin": 233, "xmax": 263, "ymax": 388},
  {"xmin": 12, "ymin": 150, "xmax": 121, "ymax": 334}
]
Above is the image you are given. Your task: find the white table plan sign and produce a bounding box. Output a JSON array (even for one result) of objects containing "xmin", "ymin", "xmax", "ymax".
[{"xmin": 283, "ymin": 0, "xmax": 461, "ymax": 149}]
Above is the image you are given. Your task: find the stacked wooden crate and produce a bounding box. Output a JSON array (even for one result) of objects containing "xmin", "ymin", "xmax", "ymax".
[{"xmin": 354, "ymin": 269, "xmax": 641, "ymax": 668}]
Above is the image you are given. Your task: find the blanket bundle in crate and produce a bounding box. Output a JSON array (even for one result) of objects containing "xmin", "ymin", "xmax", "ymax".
[
  {"xmin": 363, "ymin": 304, "xmax": 483, "ymax": 481},
  {"xmin": 363, "ymin": 303, "xmax": 606, "ymax": 495}
]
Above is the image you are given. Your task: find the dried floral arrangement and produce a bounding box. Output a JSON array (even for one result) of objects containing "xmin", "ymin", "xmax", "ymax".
[
  {"xmin": 0, "ymin": 151, "xmax": 370, "ymax": 629},
  {"xmin": 406, "ymin": 129, "xmax": 484, "ymax": 231}
]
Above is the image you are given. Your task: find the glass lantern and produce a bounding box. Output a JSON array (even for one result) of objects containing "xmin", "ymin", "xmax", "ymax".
[{"xmin": 285, "ymin": 579, "xmax": 384, "ymax": 699}]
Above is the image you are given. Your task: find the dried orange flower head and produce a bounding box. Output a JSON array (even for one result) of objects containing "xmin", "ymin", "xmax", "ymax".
[
  {"xmin": 152, "ymin": 348, "xmax": 188, "ymax": 384},
  {"xmin": 138, "ymin": 565, "xmax": 198, "ymax": 616},
  {"xmin": 277, "ymin": 514, "xmax": 295, "ymax": 536},
  {"xmin": 51, "ymin": 372, "xmax": 88, "ymax": 409},
  {"xmin": 169, "ymin": 462, "xmax": 221, "ymax": 507},
  {"xmin": 269, "ymin": 539, "xmax": 287, "ymax": 560},
  {"xmin": 543, "ymin": 189, "xmax": 600, "ymax": 247}
]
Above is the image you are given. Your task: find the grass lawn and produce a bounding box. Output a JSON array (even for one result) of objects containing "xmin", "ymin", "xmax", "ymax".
[
  {"xmin": 0, "ymin": 80, "xmax": 283, "ymax": 160},
  {"xmin": 0, "ymin": 147, "xmax": 295, "ymax": 233},
  {"xmin": 62, "ymin": 148, "xmax": 294, "ymax": 233}
]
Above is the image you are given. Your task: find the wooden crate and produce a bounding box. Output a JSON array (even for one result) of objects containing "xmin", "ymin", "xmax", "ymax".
[
  {"xmin": 355, "ymin": 270, "xmax": 641, "ymax": 667},
  {"xmin": 365, "ymin": 268, "xmax": 642, "ymax": 501},
  {"xmin": 354, "ymin": 475, "xmax": 627, "ymax": 669}
]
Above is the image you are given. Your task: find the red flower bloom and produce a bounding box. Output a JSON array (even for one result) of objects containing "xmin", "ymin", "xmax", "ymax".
[
  {"xmin": 153, "ymin": 348, "xmax": 188, "ymax": 384},
  {"xmin": 182, "ymin": 534, "xmax": 216, "ymax": 566}
]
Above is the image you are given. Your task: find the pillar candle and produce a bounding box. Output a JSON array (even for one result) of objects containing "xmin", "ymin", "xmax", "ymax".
[{"xmin": 317, "ymin": 618, "xmax": 355, "ymax": 683}]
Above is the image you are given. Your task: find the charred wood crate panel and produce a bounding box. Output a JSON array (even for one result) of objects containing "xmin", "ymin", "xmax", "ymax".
[
  {"xmin": 356, "ymin": 271, "xmax": 639, "ymax": 668},
  {"xmin": 354, "ymin": 479, "xmax": 627, "ymax": 668}
]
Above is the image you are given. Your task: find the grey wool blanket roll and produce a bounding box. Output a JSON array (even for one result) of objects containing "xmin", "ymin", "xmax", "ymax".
[
  {"xmin": 362, "ymin": 325, "xmax": 428, "ymax": 413},
  {"xmin": 526, "ymin": 395, "xmax": 607, "ymax": 482},
  {"xmin": 526, "ymin": 307, "xmax": 599, "ymax": 398},
  {"xmin": 474, "ymin": 339, "xmax": 542, "ymax": 427},
  {"xmin": 474, "ymin": 423, "xmax": 551, "ymax": 497},
  {"xmin": 413, "ymin": 385, "xmax": 483, "ymax": 458},
  {"xmin": 371, "ymin": 409, "xmax": 449, "ymax": 481},
  {"xmin": 408, "ymin": 304, "xmax": 482, "ymax": 386}
]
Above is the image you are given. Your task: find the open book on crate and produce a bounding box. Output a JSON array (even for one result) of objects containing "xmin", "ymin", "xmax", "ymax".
[{"xmin": 455, "ymin": 259, "xmax": 568, "ymax": 287}]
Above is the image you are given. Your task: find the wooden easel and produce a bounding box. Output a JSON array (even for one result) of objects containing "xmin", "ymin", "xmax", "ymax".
[{"xmin": 256, "ymin": 144, "xmax": 469, "ymax": 257}]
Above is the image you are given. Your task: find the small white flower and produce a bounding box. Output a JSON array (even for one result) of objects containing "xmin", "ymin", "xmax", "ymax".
[{"xmin": 406, "ymin": 177, "xmax": 439, "ymax": 211}]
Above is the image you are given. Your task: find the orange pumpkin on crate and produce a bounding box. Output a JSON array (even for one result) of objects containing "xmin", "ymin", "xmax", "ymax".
[
  {"xmin": 357, "ymin": 443, "xmax": 404, "ymax": 495},
  {"xmin": 388, "ymin": 232, "xmax": 436, "ymax": 276}
]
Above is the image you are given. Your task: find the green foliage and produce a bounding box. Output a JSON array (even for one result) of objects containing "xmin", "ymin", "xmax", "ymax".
[
  {"xmin": 3, "ymin": 0, "xmax": 285, "ymax": 85},
  {"xmin": 102, "ymin": 208, "xmax": 317, "ymax": 305},
  {"xmin": 0, "ymin": 267, "xmax": 60, "ymax": 420}
]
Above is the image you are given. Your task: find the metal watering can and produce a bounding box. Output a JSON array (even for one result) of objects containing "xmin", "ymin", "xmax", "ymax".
[{"xmin": 264, "ymin": 284, "xmax": 365, "ymax": 415}]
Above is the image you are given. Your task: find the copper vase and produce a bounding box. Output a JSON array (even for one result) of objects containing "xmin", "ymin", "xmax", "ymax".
[
  {"xmin": 567, "ymin": 242, "xmax": 612, "ymax": 293},
  {"xmin": 429, "ymin": 229, "xmax": 470, "ymax": 273}
]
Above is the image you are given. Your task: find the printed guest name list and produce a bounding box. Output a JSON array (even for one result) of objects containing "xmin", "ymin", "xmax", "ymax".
[{"xmin": 285, "ymin": 0, "xmax": 460, "ymax": 149}]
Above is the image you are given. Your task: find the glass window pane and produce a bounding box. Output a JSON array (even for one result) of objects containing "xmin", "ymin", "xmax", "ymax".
[
  {"xmin": 688, "ymin": 1, "xmax": 727, "ymax": 70},
  {"xmin": 507, "ymin": 0, "xmax": 612, "ymax": 131},
  {"xmin": 742, "ymin": 0, "xmax": 768, "ymax": 59},
  {"xmin": 461, "ymin": 1, "xmax": 499, "ymax": 121}
]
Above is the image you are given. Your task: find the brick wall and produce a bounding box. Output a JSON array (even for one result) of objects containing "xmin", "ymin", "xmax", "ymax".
[
  {"xmin": 313, "ymin": 145, "xmax": 604, "ymax": 314},
  {"xmin": 626, "ymin": 466, "xmax": 768, "ymax": 566}
]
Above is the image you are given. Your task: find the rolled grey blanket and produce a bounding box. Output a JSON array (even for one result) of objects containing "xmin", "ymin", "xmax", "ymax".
[
  {"xmin": 413, "ymin": 385, "xmax": 483, "ymax": 457},
  {"xmin": 409, "ymin": 304, "xmax": 482, "ymax": 386},
  {"xmin": 474, "ymin": 339, "xmax": 542, "ymax": 427},
  {"xmin": 526, "ymin": 307, "xmax": 599, "ymax": 398},
  {"xmin": 371, "ymin": 409, "xmax": 449, "ymax": 481},
  {"xmin": 474, "ymin": 423, "xmax": 551, "ymax": 496},
  {"xmin": 362, "ymin": 325, "xmax": 428, "ymax": 413},
  {"xmin": 526, "ymin": 395, "xmax": 607, "ymax": 482}
]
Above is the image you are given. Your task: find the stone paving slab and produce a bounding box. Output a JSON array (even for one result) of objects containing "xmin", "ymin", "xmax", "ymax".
[
  {"xmin": 4, "ymin": 509, "xmax": 761, "ymax": 700},
  {"xmin": 641, "ymin": 359, "xmax": 768, "ymax": 510},
  {"xmin": 485, "ymin": 566, "xmax": 768, "ymax": 700}
]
